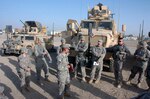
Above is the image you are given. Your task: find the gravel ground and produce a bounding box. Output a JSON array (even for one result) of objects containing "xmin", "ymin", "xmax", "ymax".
[{"xmin": 0, "ymin": 34, "xmax": 149, "ymax": 99}]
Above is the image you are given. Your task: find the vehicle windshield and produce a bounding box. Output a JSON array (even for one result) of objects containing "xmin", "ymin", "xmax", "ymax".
[
  {"xmin": 98, "ymin": 22, "xmax": 112, "ymax": 30},
  {"xmin": 25, "ymin": 36, "xmax": 34, "ymax": 40},
  {"xmin": 81, "ymin": 21, "xmax": 96, "ymax": 29}
]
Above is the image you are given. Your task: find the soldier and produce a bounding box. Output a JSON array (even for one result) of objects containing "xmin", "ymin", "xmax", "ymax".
[
  {"xmin": 0, "ymin": 86, "xmax": 8, "ymax": 99},
  {"xmin": 89, "ymin": 40, "xmax": 106, "ymax": 84},
  {"xmin": 110, "ymin": 39, "xmax": 130, "ymax": 88},
  {"xmin": 75, "ymin": 36, "xmax": 88, "ymax": 82},
  {"xmin": 145, "ymin": 62, "xmax": 150, "ymax": 91},
  {"xmin": 71, "ymin": 30, "xmax": 82, "ymax": 49},
  {"xmin": 126, "ymin": 41, "xmax": 150, "ymax": 88},
  {"xmin": 34, "ymin": 38, "xmax": 52, "ymax": 85},
  {"xmin": 18, "ymin": 48, "xmax": 31, "ymax": 92},
  {"xmin": 57, "ymin": 44, "xmax": 72, "ymax": 99},
  {"xmin": 57, "ymin": 38, "xmax": 66, "ymax": 54}
]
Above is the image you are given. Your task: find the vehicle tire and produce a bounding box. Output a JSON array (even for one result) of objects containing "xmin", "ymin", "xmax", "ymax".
[{"xmin": 109, "ymin": 59, "xmax": 114, "ymax": 72}]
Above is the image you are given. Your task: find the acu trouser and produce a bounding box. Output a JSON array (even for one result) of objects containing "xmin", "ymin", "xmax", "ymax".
[
  {"xmin": 36, "ymin": 58, "xmax": 49, "ymax": 81},
  {"xmin": 75, "ymin": 53, "xmax": 86, "ymax": 78},
  {"xmin": 58, "ymin": 71, "xmax": 70, "ymax": 96},
  {"xmin": 114, "ymin": 60, "xmax": 123, "ymax": 85},
  {"xmin": 128, "ymin": 66, "xmax": 146, "ymax": 83},
  {"xmin": 90, "ymin": 60, "xmax": 103, "ymax": 81},
  {"xmin": 19, "ymin": 68, "xmax": 31, "ymax": 87}
]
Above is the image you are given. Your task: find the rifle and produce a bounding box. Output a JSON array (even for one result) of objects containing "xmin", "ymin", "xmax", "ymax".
[{"xmin": 20, "ymin": 20, "xmax": 28, "ymax": 33}]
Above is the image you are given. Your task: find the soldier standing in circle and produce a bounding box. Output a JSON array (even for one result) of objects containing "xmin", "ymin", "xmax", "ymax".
[
  {"xmin": 34, "ymin": 38, "xmax": 52, "ymax": 85},
  {"xmin": 18, "ymin": 48, "xmax": 31, "ymax": 92},
  {"xmin": 126, "ymin": 41, "xmax": 150, "ymax": 88},
  {"xmin": 57, "ymin": 44, "xmax": 72, "ymax": 99},
  {"xmin": 57, "ymin": 38, "xmax": 66, "ymax": 54},
  {"xmin": 75, "ymin": 36, "xmax": 88, "ymax": 82},
  {"xmin": 89, "ymin": 40, "xmax": 106, "ymax": 84},
  {"xmin": 145, "ymin": 61, "xmax": 150, "ymax": 91},
  {"xmin": 110, "ymin": 39, "xmax": 130, "ymax": 88}
]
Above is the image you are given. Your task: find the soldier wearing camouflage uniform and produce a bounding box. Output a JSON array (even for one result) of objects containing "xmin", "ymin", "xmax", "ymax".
[
  {"xmin": 89, "ymin": 40, "xmax": 106, "ymax": 84},
  {"xmin": 126, "ymin": 41, "xmax": 150, "ymax": 88},
  {"xmin": 110, "ymin": 39, "xmax": 130, "ymax": 88},
  {"xmin": 145, "ymin": 62, "xmax": 150, "ymax": 91},
  {"xmin": 71, "ymin": 30, "xmax": 82, "ymax": 49},
  {"xmin": 0, "ymin": 86, "xmax": 8, "ymax": 99},
  {"xmin": 18, "ymin": 48, "xmax": 31, "ymax": 92},
  {"xmin": 57, "ymin": 38, "xmax": 66, "ymax": 54},
  {"xmin": 34, "ymin": 39, "xmax": 52, "ymax": 85},
  {"xmin": 75, "ymin": 36, "xmax": 88, "ymax": 82},
  {"xmin": 57, "ymin": 44, "xmax": 71, "ymax": 99}
]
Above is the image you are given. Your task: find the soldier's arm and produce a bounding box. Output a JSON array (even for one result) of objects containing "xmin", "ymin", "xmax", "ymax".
[
  {"xmin": 125, "ymin": 46, "xmax": 131, "ymax": 55},
  {"xmin": 97, "ymin": 48, "xmax": 106, "ymax": 62},
  {"xmin": 91, "ymin": 47, "xmax": 99, "ymax": 57},
  {"xmin": 101, "ymin": 48, "xmax": 106, "ymax": 59},
  {"xmin": 34, "ymin": 45, "xmax": 39, "ymax": 57},
  {"xmin": 43, "ymin": 46, "xmax": 52, "ymax": 62},
  {"xmin": 141, "ymin": 49, "xmax": 150, "ymax": 61},
  {"xmin": 57, "ymin": 46, "xmax": 61, "ymax": 54},
  {"xmin": 83, "ymin": 43, "xmax": 88, "ymax": 52},
  {"xmin": 27, "ymin": 55, "xmax": 32, "ymax": 68}
]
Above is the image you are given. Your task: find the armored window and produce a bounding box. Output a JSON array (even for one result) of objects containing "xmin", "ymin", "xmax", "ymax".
[{"xmin": 98, "ymin": 22, "xmax": 112, "ymax": 30}]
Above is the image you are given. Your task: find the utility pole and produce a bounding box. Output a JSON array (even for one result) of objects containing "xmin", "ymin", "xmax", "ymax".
[
  {"xmin": 52, "ymin": 22, "xmax": 54, "ymax": 35},
  {"xmin": 138, "ymin": 24, "xmax": 141, "ymax": 41},
  {"xmin": 141, "ymin": 20, "xmax": 144, "ymax": 41}
]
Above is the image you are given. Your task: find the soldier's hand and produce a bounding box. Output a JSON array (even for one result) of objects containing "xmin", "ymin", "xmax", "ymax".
[
  {"xmin": 67, "ymin": 64, "xmax": 71, "ymax": 68},
  {"xmin": 26, "ymin": 67, "xmax": 31, "ymax": 72},
  {"xmin": 43, "ymin": 52, "xmax": 47, "ymax": 55}
]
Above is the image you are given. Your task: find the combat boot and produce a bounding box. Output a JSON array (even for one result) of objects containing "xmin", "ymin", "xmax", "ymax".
[
  {"xmin": 89, "ymin": 79, "xmax": 93, "ymax": 84},
  {"xmin": 94, "ymin": 79, "xmax": 99, "ymax": 84},
  {"xmin": 20, "ymin": 86, "xmax": 25, "ymax": 93},
  {"xmin": 82, "ymin": 77, "xmax": 86, "ymax": 82},
  {"xmin": 137, "ymin": 83, "xmax": 141, "ymax": 88},
  {"xmin": 64, "ymin": 92, "xmax": 71, "ymax": 97},
  {"xmin": 126, "ymin": 80, "xmax": 131, "ymax": 85},
  {"xmin": 117, "ymin": 84, "xmax": 121, "ymax": 88},
  {"xmin": 44, "ymin": 78, "xmax": 51, "ymax": 82},
  {"xmin": 37, "ymin": 80, "xmax": 43, "ymax": 86},
  {"xmin": 45, "ymin": 76, "xmax": 51, "ymax": 82},
  {"xmin": 25, "ymin": 85, "xmax": 31, "ymax": 92},
  {"xmin": 58, "ymin": 95, "xmax": 64, "ymax": 99}
]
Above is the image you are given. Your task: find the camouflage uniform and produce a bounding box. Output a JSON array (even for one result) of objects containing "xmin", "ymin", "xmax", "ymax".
[
  {"xmin": 18, "ymin": 48, "xmax": 31, "ymax": 91},
  {"xmin": 34, "ymin": 44, "xmax": 51, "ymax": 84},
  {"xmin": 127, "ymin": 41, "xmax": 150, "ymax": 88},
  {"xmin": 57, "ymin": 38, "xmax": 66, "ymax": 54},
  {"xmin": 111, "ymin": 41, "xmax": 130, "ymax": 87},
  {"xmin": 57, "ymin": 44, "xmax": 70, "ymax": 98},
  {"xmin": 71, "ymin": 33, "xmax": 82, "ymax": 48},
  {"xmin": 89, "ymin": 40, "xmax": 106, "ymax": 83},
  {"xmin": 0, "ymin": 86, "xmax": 8, "ymax": 99},
  {"xmin": 75, "ymin": 37, "xmax": 88, "ymax": 81},
  {"xmin": 146, "ymin": 63, "xmax": 150, "ymax": 91}
]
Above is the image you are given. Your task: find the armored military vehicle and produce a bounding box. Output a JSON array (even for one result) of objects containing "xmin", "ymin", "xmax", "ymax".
[
  {"xmin": 62, "ymin": 3, "xmax": 125, "ymax": 72},
  {"xmin": 1, "ymin": 21, "xmax": 47, "ymax": 55}
]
